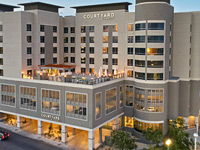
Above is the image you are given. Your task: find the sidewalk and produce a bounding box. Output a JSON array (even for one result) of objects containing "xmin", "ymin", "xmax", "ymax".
[{"xmin": 0, "ymin": 122, "xmax": 77, "ymax": 150}]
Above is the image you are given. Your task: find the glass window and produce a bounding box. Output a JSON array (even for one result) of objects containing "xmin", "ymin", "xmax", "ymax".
[
  {"xmin": 40, "ymin": 36, "xmax": 45, "ymax": 43},
  {"xmin": 147, "ymin": 48, "xmax": 164, "ymax": 55},
  {"xmin": 148, "ymin": 36, "xmax": 164, "ymax": 43},
  {"xmin": 0, "ymin": 47, "xmax": 3, "ymax": 54},
  {"xmin": 64, "ymin": 27, "xmax": 68, "ymax": 33},
  {"xmin": 135, "ymin": 72, "xmax": 145, "ymax": 80},
  {"xmin": 90, "ymin": 47, "xmax": 94, "ymax": 54},
  {"xmin": 103, "ymin": 58, "xmax": 108, "ymax": 65},
  {"xmin": 70, "ymin": 27, "xmax": 75, "ymax": 33},
  {"xmin": 64, "ymin": 37, "xmax": 68, "ymax": 43},
  {"xmin": 40, "ymin": 25, "xmax": 44, "ymax": 32},
  {"xmin": 53, "ymin": 26, "xmax": 57, "ymax": 32},
  {"xmin": 135, "ymin": 36, "xmax": 145, "ymax": 43},
  {"xmin": 27, "ymin": 47, "xmax": 32, "ymax": 54},
  {"xmin": 64, "ymin": 47, "xmax": 68, "ymax": 53},
  {"xmin": 90, "ymin": 68, "xmax": 94, "ymax": 74},
  {"xmin": 27, "ymin": 36, "xmax": 32, "ymax": 43},
  {"xmin": 64, "ymin": 57, "xmax": 68, "ymax": 63},
  {"xmin": 81, "ymin": 68, "xmax": 86, "ymax": 73},
  {"xmin": 147, "ymin": 89, "xmax": 163, "ymax": 112},
  {"xmin": 81, "ymin": 37, "xmax": 86, "ymax": 43},
  {"xmin": 1, "ymin": 84, "xmax": 16, "ymax": 106},
  {"xmin": 127, "ymin": 70, "xmax": 133, "ymax": 77},
  {"xmin": 113, "ymin": 25, "xmax": 118, "ymax": 32},
  {"xmin": 89, "ymin": 37, "xmax": 94, "ymax": 43},
  {"xmin": 81, "ymin": 57, "xmax": 86, "ymax": 64},
  {"xmin": 103, "ymin": 47, "xmax": 108, "ymax": 54},
  {"xmin": 103, "ymin": 25, "xmax": 109, "ymax": 32},
  {"xmin": 53, "ymin": 58, "xmax": 57, "ymax": 64},
  {"xmin": 125, "ymin": 116, "xmax": 134, "ymax": 128},
  {"xmin": 81, "ymin": 47, "xmax": 86, "ymax": 53},
  {"xmin": 20, "ymin": 87, "xmax": 36, "ymax": 110},
  {"xmin": 53, "ymin": 47, "xmax": 57, "ymax": 54},
  {"xmin": 113, "ymin": 36, "xmax": 118, "ymax": 43},
  {"xmin": 135, "ymin": 88, "xmax": 145, "ymax": 111},
  {"xmin": 0, "ymin": 25, "xmax": 3, "ymax": 31},
  {"xmin": 40, "ymin": 47, "xmax": 45, "ymax": 54},
  {"xmin": 89, "ymin": 26, "xmax": 94, "ymax": 32},
  {"xmin": 71, "ymin": 37, "xmax": 75, "ymax": 43},
  {"xmin": 96, "ymin": 93, "xmax": 101, "ymax": 119},
  {"xmin": 135, "ymin": 48, "xmax": 145, "ymax": 55},
  {"xmin": 0, "ymin": 58, "xmax": 3, "ymax": 65},
  {"xmin": 127, "ymin": 59, "xmax": 133, "ymax": 66},
  {"xmin": 147, "ymin": 61, "xmax": 163, "ymax": 68},
  {"xmin": 103, "ymin": 36, "xmax": 108, "ymax": 43},
  {"xmin": 135, "ymin": 60, "xmax": 145, "ymax": 67},
  {"xmin": 120, "ymin": 86, "xmax": 124, "ymax": 107},
  {"xmin": 128, "ymin": 36, "xmax": 134, "ymax": 43},
  {"xmin": 81, "ymin": 26, "xmax": 86, "ymax": 33},
  {"xmin": 112, "ymin": 59, "xmax": 118, "ymax": 65},
  {"xmin": 126, "ymin": 85, "xmax": 133, "ymax": 106},
  {"xmin": 106, "ymin": 88, "xmax": 117, "ymax": 114},
  {"xmin": 148, "ymin": 23, "xmax": 164, "ymax": 30},
  {"xmin": 89, "ymin": 58, "xmax": 94, "ymax": 64},
  {"xmin": 0, "ymin": 69, "xmax": 3, "ymax": 76},
  {"xmin": 53, "ymin": 37, "xmax": 57, "ymax": 43},
  {"xmin": 135, "ymin": 23, "xmax": 146, "ymax": 31},
  {"xmin": 147, "ymin": 73, "xmax": 163, "ymax": 80},
  {"xmin": 134, "ymin": 120, "xmax": 162, "ymax": 132},
  {"xmin": 27, "ymin": 59, "xmax": 32, "ymax": 66},
  {"xmin": 128, "ymin": 24, "xmax": 134, "ymax": 31},
  {"xmin": 27, "ymin": 24, "xmax": 31, "ymax": 31},
  {"xmin": 40, "ymin": 58, "xmax": 45, "ymax": 65},
  {"xmin": 71, "ymin": 47, "xmax": 75, "ymax": 53},
  {"xmin": 127, "ymin": 48, "xmax": 133, "ymax": 55},
  {"xmin": 71, "ymin": 57, "xmax": 75, "ymax": 63},
  {"xmin": 112, "ymin": 48, "xmax": 118, "ymax": 54}
]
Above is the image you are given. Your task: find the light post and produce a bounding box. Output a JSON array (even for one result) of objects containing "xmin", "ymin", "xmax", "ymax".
[
  {"xmin": 194, "ymin": 133, "xmax": 198, "ymax": 150},
  {"xmin": 165, "ymin": 139, "xmax": 172, "ymax": 150}
]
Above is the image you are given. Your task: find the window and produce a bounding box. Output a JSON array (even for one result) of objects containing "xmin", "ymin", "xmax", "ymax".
[
  {"xmin": 113, "ymin": 36, "xmax": 118, "ymax": 43},
  {"xmin": 0, "ymin": 47, "xmax": 3, "ymax": 54},
  {"xmin": 53, "ymin": 58, "xmax": 57, "ymax": 64},
  {"xmin": 96, "ymin": 93, "xmax": 101, "ymax": 119},
  {"xmin": 135, "ymin": 72, "xmax": 145, "ymax": 80},
  {"xmin": 27, "ymin": 70, "xmax": 32, "ymax": 76},
  {"xmin": 147, "ymin": 61, "xmax": 163, "ymax": 68},
  {"xmin": 89, "ymin": 26, "xmax": 94, "ymax": 32},
  {"xmin": 64, "ymin": 47, "xmax": 68, "ymax": 53},
  {"xmin": 120, "ymin": 86, "xmax": 124, "ymax": 107},
  {"xmin": 126, "ymin": 85, "xmax": 133, "ymax": 106},
  {"xmin": 112, "ymin": 48, "xmax": 118, "ymax": 54},
  {"xmin": 53, "ymin": 47, "xmax": 57, "ymax": 54},
  {"xmin": 20, "ymin": 87, "xmax": 36, "ymax": 110},
  {"xmin": 135, "ymin": 23, "xmax": 146, "ymax": 31},
  {"xmin": 125, "ymin": 116, "xmax": 134, "ymax": 128},
  {"xmin": 64, "ymin": 27, "xmax": 68, "ymax": 33},
  {"xmin": 148, "ymin": 23, "xmax": 164, "ymax": 30},
  {"xmin": 147, "ymin": 89, "xmax": 163, "ymax": 112},
  {"xmin": 1, "ymin": 84, "xmax": 16, "ymax": 106},
  {"xmin": 81, "ymin": 57, "xmax": 86, "ymax": 64},
  {"xmin": 81, "ymin": 68, "xmax": 86, "ymax": 73},
  {"xmin": 147, "ymin": 73, "xmax": 163, "ymax": 80},
  {"xmin": 135, "ymin": 60, "xmax": 145, "ymax": 67},
  {"xmin": 64, "ymin": 37, "xmax": 68, "ymax": 43},
  {"xmin": 89, "ymin": 37, "xmax": 94, "ymax": 43},
  {"xmin": 134, "ymin": 120, "xmax": 162, "ymax": 132},
  {"xmin": 128, "ymin": 36, "xmax": 134, "ymax": 43},
  {"xmin": 127, "ymin": 48, "xmax": 133, "ymax": 55},
  {"xmin": 27, "ymin": 36, "xmax": 32, "ymax": 43},
  {"xmin": 90, "ymin": 68, "xmax": 94, "ymax": 74},
  {"xmin": 40, "ymin": 58, "xmax": 45, "ymax": 65},
  {"xmin": 40, "ymin": 47, "xmax": 45, "ymax": 54},
  {"xmin": 40, "ymin": 25, "xmax": 45, "ymax": 32},
  {"xmin": 0, "ymin": 36, "xmax": 2, "ymax": 43},
  {"xmin": 66, "ymin": 92, "xmax": 87, "ymax": 120},
  {"xmin": 70, "ymin": 27, "xmax": 75, "ymax": 33},
  {"xmin": 135, "ymin": 36, "xmax": 145, "ymax": 43},
  {"xmin": 128, "ymin": 24, "xmax": 134, "ymax": 31},
  {"xmin": 53, "ymin": 37, "xmax": 57, "ymax": 43},
  {"xmin": 113, "ymin": 25, "xmax": 118, "ymax": 32},
  {"xmin": 27, "ymin": 24, "xmax": 31, "ymax": 31},
  {"xmin": 135, "ymin": 48, "xmax": 145, "ymax": 55},
  {"xmin": 127, "ymin": 59, "xmax": 133, "ymax": 66},
  {"xmin": 27, "ymin": 59, "xmax": 32, "ymax": 66},
  {"xmin": 53, "ymin": 26, "xmax": 57, "ymax": 32},
  {"xmin": 81, "ymin": 47, "xmax": 86, "ymax": 53},
  {"xmin": 135, "ymin": 88, "xmax": 145, "ymax": 111},
  {"xmin": 103, "ymin": 36, "xmax": 108, "ymax": 43},
  {"xmin": 81, "ymin": 26, "xmax": 86, "ymax": 33},
  {"xmin": 89, "ymin": 47, "xmax": 94, "ymax": 54},
  {"xmin": 0, "ymin": 69, "xmax": 3, "ymax": 76},
  {"xmin": 64, "ymin": 57, "xmax": 68, "ymax": 63},
  {"xmin": 89, "ymin": 58, "xmax": 94, "ymax": 64},
  {"xmin": 127, "ymin": 70, "xmax": 133, "ymax": 77},
  {"xmin": 112, "ymin": 59, "xmax": 118, "ymax": 65},
  {"xmin": 103, "ymin": 58, "xmax": 108, "ymax": 65},
  {"xmin": 71, "ymin": 57, "xmax": 75, "ymax": 63},
  {"xmin": 148, "ymin": 36, "xmax": 164, "ymax": 43},
  {"xmin": 0, "ymin": 25, "xmax": 2, "ymax": 31},
  {"xmin": 106, "ymin": 88, "xmax": 117, "ymax": 114},
  {"xmin": 103, "ymin": 25, "xmax": 109, "ymax": 32},
  {"xmin": 71, "ymin": 37, "xmax": 75, "ymax": 43},
  {"xmin": 0, "ymin": 58, "xmax": 3, "ymax": 65},
  {"xmin": 81, "ymin": 37, "xmax": 86, "ymax": 43},
  {"xmin": 27, "ymin": 47, "xmax": 32, "ymax": 54},
  {"xmin": 40, "ymin": 36, "xmax": 45, "ymax": 43},
  {"xmin": 42, "ymin": 89, "xmax": 60, "ymax": 115},
  {"xmin": 71, "ymin": 47, "xmax": 75, "ymax": 53},
  {"xmin": 103, "ymin": 47, "xmax": 108, "ymax": 54},
  {"xmin": 147, "ymin": 48, "xmax": 164, "ymax": 55}
]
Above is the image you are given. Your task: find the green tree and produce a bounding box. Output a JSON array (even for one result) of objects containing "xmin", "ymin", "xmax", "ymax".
[
  {"xmin": 167, "ymin": 117, "xmax": 194, "ymax": 150},
  {"xmin": 110, "ymin": 130, "xmax": 137, "ymax": 150},
  {"xmin": 143, "ymin": 128, "xmax": 164, "ymax": 148}
]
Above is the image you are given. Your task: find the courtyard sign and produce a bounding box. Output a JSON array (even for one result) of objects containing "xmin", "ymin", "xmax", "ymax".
[
  {"xmin": 83, "ymin": 13, "xmax": 115, "ymax": 20},
  {"xmin": 41, "ymin": 113, "xmax": 60, "ymax": 122}
]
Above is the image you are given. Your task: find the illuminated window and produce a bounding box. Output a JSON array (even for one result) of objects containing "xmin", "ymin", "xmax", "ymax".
[
  {"xmin": 147, "ymin": 89, "xmax": 163, "ymax": 112},
  {"xmin": 127, "ymin": 70, "xmax": 133, "ymax": 77},
  {"xmin": 135, "ymin": 88, "xmax": 145, "ymax": 111},
  {"xmin": 147, "ymin": 61, "xmax": 163, "ymax": 68},
  {"xmin": 103, "ymin": 36, "xmax": 108, "ymax": 43},
  {"xmin": 103, "ymin": 47, "xmax": 108, "ymax": 54},
  {"xmin": 81, "ymin": 37, "xmax": 86, "ymax": 43},
  {"xmin": 1, "ymin": 84, "xmax": 16, "ymax": 106},
  {"xmin": 127, "ymin": 59, "xmax": 133, "ymax": 66},
  {"xmin": 126, "ymin": 85, "xmax": 133, "ymax": 106},
  {"xmin": 81, "ymin": 57, "xmax": 86, "ymax": 64},
  {"xmin": 103, "ymin": 25, "xmax": 109, "ymax": 32},
  {"xmin": 95, "ymin": 93, "xmax": 101, "ymax": 119},
  {"xmin": 106, "ymin": 88, "xmax": 117, "ymax": 114},
  {"xmin": 113, "ymin": 25, "xmax": 118, "ymax": 32},
  {"xmin": 120, "ymin": 86, "xmax": 124, "ymax": 107},
  {"xmin": 81, "ymin": 47, "xmax": 86, "ymax": 53},
  {"xmin": 89, "ymin": 68, "xmax": 94, "ymax": 74},
  {"xmin": 81, "ymin": 26, "xmax": 86, "ymax": 33},
  {"xmin": 128, "ymin": 24, "xmax": 134, "ymax": 31},
  {"xmin": 112, "ymin": 59, "xmax": 118, "ymax": 65},
  {"xmin": 134, "ymin": 120, "xmax": 162, "ymax": 132},
  {"xmin": 147, "ymin": 48, "xmax": 164, "ymax": 55},
  {"xmin": 125, "ymin": 116, "xmax": 134, "ymax": 128}
]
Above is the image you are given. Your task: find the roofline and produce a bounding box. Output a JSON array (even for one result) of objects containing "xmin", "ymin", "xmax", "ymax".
[
  {"xmin": 71, "ymin": 2, "xmax": 132, "ymax": 9},
  {"xmin": 18, "ymin": 2, "xmax": 64, "ymax": 8},
  {"xmin": 0, "ymin": 3, "xmax": 20, "ymax": 8}
]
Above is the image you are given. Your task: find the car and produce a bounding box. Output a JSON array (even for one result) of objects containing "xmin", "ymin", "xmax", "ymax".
[{"xmin": 0, "ymin": 131, "xmax": 10, "ymax": 141}]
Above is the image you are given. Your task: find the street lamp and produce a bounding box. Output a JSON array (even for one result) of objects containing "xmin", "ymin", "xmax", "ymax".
[
  {"xmin": 194, "ymin": 133, "xmax": 198, "ymax": 150},
  {"xmin": 165, "ymin": 139, "xmax": 172, "ymax": 150}
]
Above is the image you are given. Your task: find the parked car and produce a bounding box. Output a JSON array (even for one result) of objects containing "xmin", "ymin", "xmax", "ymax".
[{"xmin": 0, "ymin": 131, "xmax": 10, "ymax": 141}]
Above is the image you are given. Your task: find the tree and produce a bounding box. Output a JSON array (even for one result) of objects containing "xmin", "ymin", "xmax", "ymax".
[
  {"xmin": 167, "ymin": 117, "xmax": 194, "ymax": 150},
  {"xmin": 110, "ymin": 130, "xmax": 137, "ymax": 150},
  {"xmin": 143, "ymin": 128, "xmax": 164, "ymax": 147}
]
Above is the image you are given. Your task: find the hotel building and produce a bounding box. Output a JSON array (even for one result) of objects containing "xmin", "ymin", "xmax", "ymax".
[{"xmin": 0, "ymin": 0, "xmax": 200, "ymax": 149}]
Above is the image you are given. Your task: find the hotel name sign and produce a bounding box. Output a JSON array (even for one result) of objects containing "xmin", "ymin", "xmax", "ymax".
[
  {"xmin": 83, "ymin": 13, "xmax": 115, "ymax": 20},
  {"xmin": 41, "ymin": 113, "xmax": 60, "ymax": 121}
]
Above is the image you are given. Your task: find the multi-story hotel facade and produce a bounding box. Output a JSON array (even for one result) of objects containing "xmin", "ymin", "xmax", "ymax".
[{"xmin": 0, "ymin": 0, "xmax": 200, "ymax": 149}]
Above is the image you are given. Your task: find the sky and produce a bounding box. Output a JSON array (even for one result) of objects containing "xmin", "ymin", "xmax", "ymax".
[{"xmin": 1, "ymin": 0, "xmax": 200, "ymax": 16}]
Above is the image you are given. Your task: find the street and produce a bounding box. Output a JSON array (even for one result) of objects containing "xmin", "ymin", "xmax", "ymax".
[{"xmin": 0, "ymin": 127, "xmax": 64, "ymax": 150}]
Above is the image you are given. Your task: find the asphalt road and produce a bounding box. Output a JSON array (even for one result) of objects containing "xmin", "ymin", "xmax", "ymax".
[{"xmin": 0, "ymin": 127, "xmax": 63, "ymax": 150}]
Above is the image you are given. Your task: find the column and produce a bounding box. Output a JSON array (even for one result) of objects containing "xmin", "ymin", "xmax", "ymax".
[
  {"xmin": 38, "ymin": 120, "xmax": 43, "ymax": 137},
  {"xmin": 112, "ymin": 118, "xmax": 119, "ymax": 130},
  {"xmin": 37, "ymin": 70, "xmax": 41, "ymax": 80},
  {"xmin": 61, "ymin": 125, "xmax": 67, "ymax": 144},
  {"xmin": 88, "ymin": 130, "xmax": 94, "ymax": 150},
  {"xmin": 17, "ymin": 116, "xmax": 22, "ymax": 128},
  {"xmin": 73, "ymin": 128, "xmax": 76, "ymax": 135},
  {"xmin": 99, "ymin": 127, "xmax": 103, "ymax": 144},
  {"xmin": 61, "ymin": 72, "xmax": 65, "ymax": 82}
]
